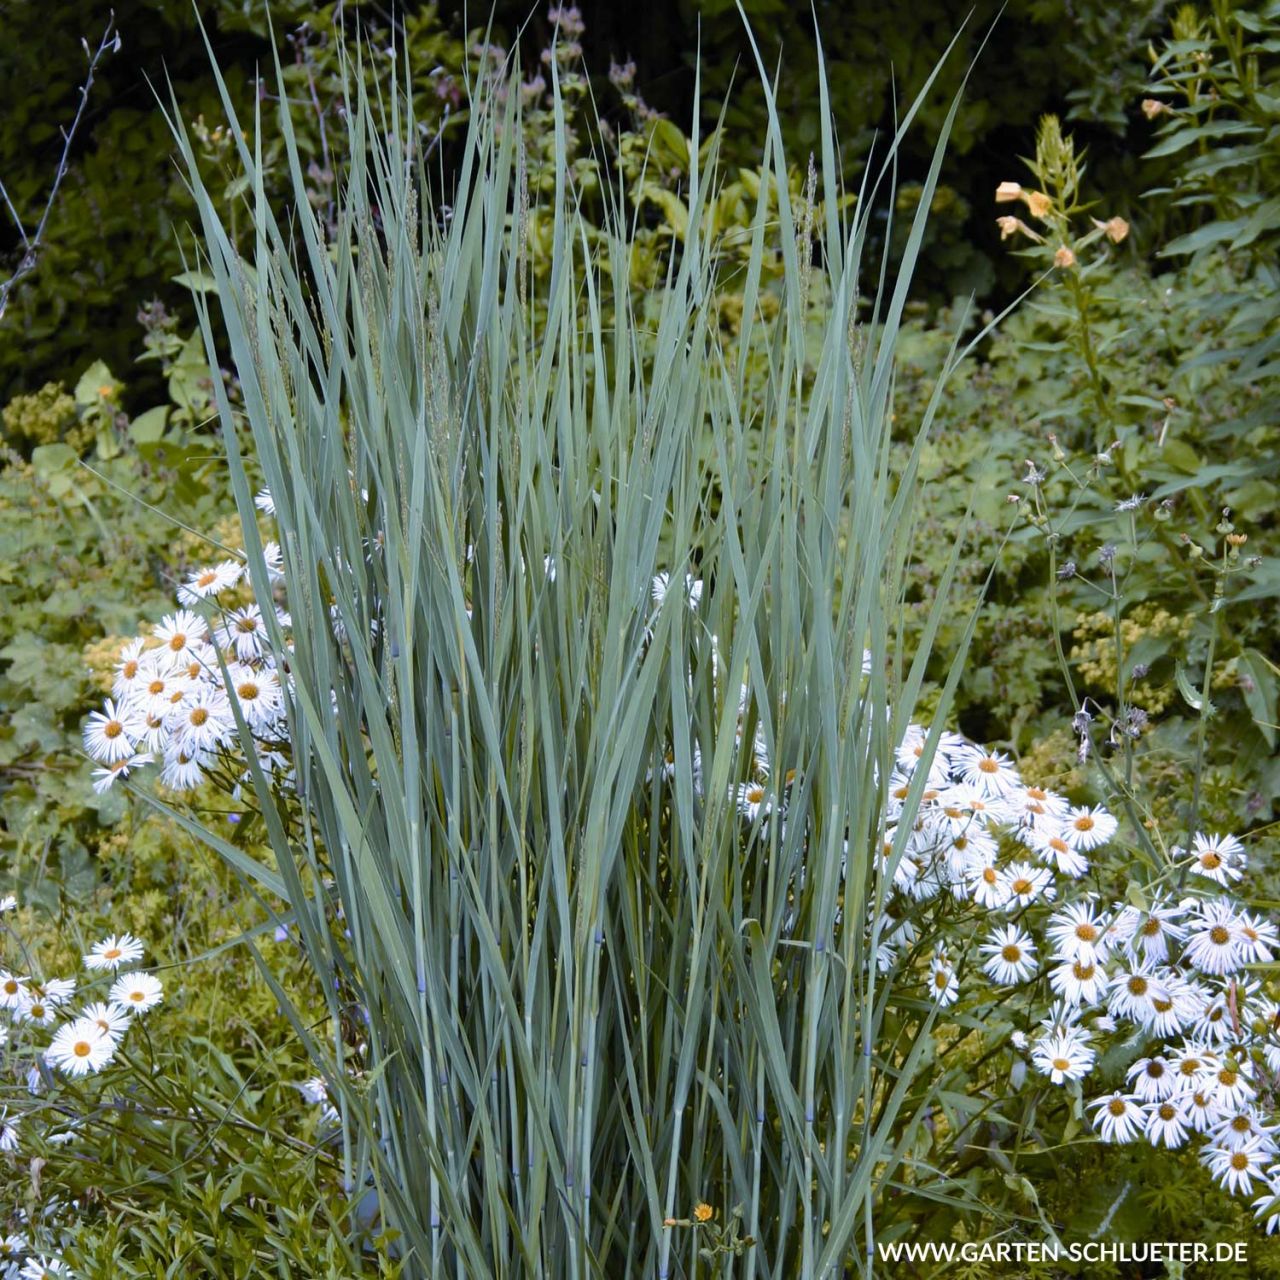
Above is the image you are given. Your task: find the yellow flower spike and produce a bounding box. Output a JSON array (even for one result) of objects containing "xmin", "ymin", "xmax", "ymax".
[
  {"xmin": 694, "ymin": 1203, "xmax": 714, "ymax": 1223},
  {"xmin": 1022, "ymin": 190, "xmax": 1052, "ymax": 219},
  {"xmin": 1053, "ymin": 245, "xmax": 1077, "ymax": 269},
  {"xmin": 995, "ymin": 181, "xmax": 1023, "ymax": 203}
]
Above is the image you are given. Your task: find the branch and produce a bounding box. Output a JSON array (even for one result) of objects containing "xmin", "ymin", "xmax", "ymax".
[{"xmin": 0, "ymin": 14, "xmax": 121, "ymax": 322}]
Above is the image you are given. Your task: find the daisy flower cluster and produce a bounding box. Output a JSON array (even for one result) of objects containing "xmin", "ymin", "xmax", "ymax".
[
  {"xmin": 81, "ymin": 517, "xmax": 291, "ymax": 796},
  {"xmin": 0, "ymin": 915, "xmax": 165, "ymax": 1279},
  {"xmin": 0, "ymin": 929, "xmax": 162, "ymax": 1091},
  {"xmin": 883, "ymin": 723, "xmax": 1280, "ymax": 1228}
]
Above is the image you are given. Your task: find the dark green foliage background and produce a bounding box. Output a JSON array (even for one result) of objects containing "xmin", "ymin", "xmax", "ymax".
[{"xmin": 2, "ymin": 0, "xmax": 1179, "ymax": 396}]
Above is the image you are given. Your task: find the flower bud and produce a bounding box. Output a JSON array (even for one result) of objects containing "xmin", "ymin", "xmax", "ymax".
[
  {"xmin": 1054, "ymin": 245, "xmax": 1076, "ymax": 269},
  {"xmin": 996, "ymin": 181, "xmax": 1023, "ymax": 203}
]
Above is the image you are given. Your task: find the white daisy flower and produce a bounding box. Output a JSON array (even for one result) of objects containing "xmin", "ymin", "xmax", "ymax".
[
  {"xmin": 177, "ymin": 559, "xmax": 243, "ymax": 605},
  {"xmin": 1046, "ymin": 902, "xmax": 1112, "ymax": 964},
  {"xmin": 133, "ymin": 662, "xmax": 192, "ymax": 719},
  {"xmin": 650, "ymin": 571, "xmax": 703, "ymax": 610},
  {"xmin": 299, "ymin": 1075, "xmax": 340, "ymax": 1123},
  {"xmin": 216, "ymin": 604, "xmax": 269, "ymax": 661},
  {"xmin": 953, "ymin": 744, "xmax": 1021, "ymax": 797},
  {"xmin": 1090, "ymin": 1092, "xmax": 1144, "ymax": 1143},
  {"xmin": 936, "ymin": 787, "xmax": 1015, "ymax": 830},
  {"xmin": 254, "ymin": 486, "xmax": 276, "ymax": 515},
  {"xmin": 1253, "ymin": 1179, "xmax": 1280, "ymax": 1234},
  {"xmin": 1185, "ymin": 1088, "xmax": 1225, "ymax": 1134},
  {"xmin": 1012, "ymin": 784, "xmax": 1069, "ymax": 828},
  {"xmin": 1237, "ymin": 911, "xmax": 1278, "ymax": 965},
  {"xmin": 20, "ymin": 1258, "xmax": 71, "ymax": 1280},
  {"xmin": 111, "ymin": 638, "xmax": 150, "ymax": 703},
  {"xmin": 734, "ymin": 781, "xmax": 771, "ymax": 824},
  {"xmin": 15, "ymin": 995, "xmax": 56, "ymax": 1026},
  {"xmin": 1048, "ymin": 957, "xmax": 1106, "ymax": 1008},
  {"xmin": 998, "ymin": 861, "xmax": 1055, "ymax": 909},
  {"xmin": 46, "ymin": 1017, "xmax": 115, "ymax": 1076},
  {"xmin": 964, "ymin": 859, "xmax": 1010, "ymax": 910},
  {"xmin": 260, "ymin": 541, "xmax": 286, "ymax": 581},
  {"xmin": 1186, "ymin": 832, "xmax": 1247, "ymax": 886},
  {"xmin": 1145, "ymin": 1098, "xmax": 1191, "ymax": 1149},
  {"xmin": 1032, "ymin": 1031, "xmax": 1095, "ymax": 1084},
  {"xmin": 160, "ymin": 745, "xmax": 210, "ymax": 791},
  {"xmin": 1060, "ymin": 804, "xmax": 1118, "ymax": 852},
  {"xmin": 0, "ymin": 1111, "xmax": 18, "ymax": 1151},
  {"xmin": 226, "ymin": 663, "xmax": 284, "ymax": 730},
  {"xmin": 1126, "ymin": 1056, "xmax": 1176, "ymax": 1103},
  {"xmin": 1168, "ymin": 1041, "xmax": 1217, "ymax": 1089},
  {"xmin": 83, "ymin": 698, "xmax": 143, "ymax": 764},
  {"xmin": 1111, "ymin": 899, "xmax": 1186, "ymax": 963},
  {"xmin": 1106, "ymin": 963, "xmax": 1169, "ymax": 1028},
  {"xmin": 109, "ymin": 971, "xmax": 163, "ymax": 1015},
  {"xmin": 1212, "ymin": 1108, "xmax": 1277, "ymax": 1154},
  {"xmin": 1204, "ymin": 1136, "xmax": 1269, "ymax": 1196},
  {"xmin": 1185, "ymin": 900, "xmax": 1245, "ymax": 976},
  {"xmin": 1026, "ymin": 826, "xmax": 1089, "ymax": 878},
  {"xmin": 1191, "ymin": 990, "xmax": 1235, "ymax": 1044},
  {"xmin": 80, "ymin": 1001, "xmax": 130, "ymax": 1041},
  {"xmin": 175, "ymin": 689, "xmax": 234, "ymax": 754},
  {"xmin": 153, "ymin": 609, "xmax": 210, "ymax": 662},
  {"xmin": 980, "ymin": 925, "xmax": 1037, "ymax": 985},
  {"xmin": 84, "ymin": 933, "xmax": 145, "ymax": 972},
  {"xmin": 1209, "ymin": 1062, "xmax": 1256, "ymax": 1109},
  {"xmin": 0, "ymin": 895, "xmax": 14, "ymax": 912},
  {"xmin": 928, "ymin": 955, "xmax": 959, "ymax": 1007},
  {"xmin": 0, "ymin": 970, "xmax": 28, "ymax": 1009},
  {"xmin": 90, "ymin": 752, "xmax": 152, "ymax": 794}
]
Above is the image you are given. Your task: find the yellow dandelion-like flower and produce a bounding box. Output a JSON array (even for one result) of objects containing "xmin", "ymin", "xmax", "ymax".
[{"xmin": 694, "ymin": 1203, "xmax": 714, "ymax": 1223}]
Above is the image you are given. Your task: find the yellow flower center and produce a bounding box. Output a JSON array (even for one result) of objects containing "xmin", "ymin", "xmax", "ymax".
[
  {"xmin": 73, "ymin": 1040, "xmax": 92, "ymax": 1058},
  {"xmin": 1108, "ymin": 1099, "xmax": 1126, "ymax": 1117},
  {"xmin": 1074, "ymin": 923, "xmax": 1097, "ymax": 942},
  {"xmin": 1127, "ymin": 976, "xmax": 1148, "ymax": 997},
  {"xmin": 1073, "ymin": 815, "xmax": 1095, "ymax": 832},
  {"xmin": 1000, "ymin": 944, "xmax": 1022, "ymax": 964},
  {"xmin": 104, "ymin": 720, "xmax": 123, "ymax": 739}
]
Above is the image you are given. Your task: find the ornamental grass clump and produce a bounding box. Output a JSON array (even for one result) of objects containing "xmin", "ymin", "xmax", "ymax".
[{"xmin": 157, "ymin": 23, "xmax": 1001, "ymax": 1277}]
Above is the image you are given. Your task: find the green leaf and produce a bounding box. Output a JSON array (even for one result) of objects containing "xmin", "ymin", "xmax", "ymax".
[{"xmin": 1239, "ymin": 649, "xmax": 1278, "ymax": 748}]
